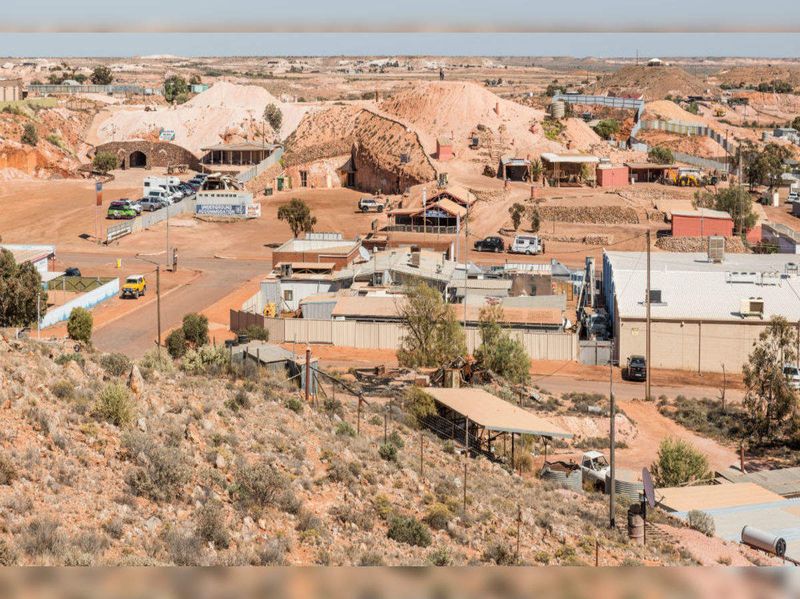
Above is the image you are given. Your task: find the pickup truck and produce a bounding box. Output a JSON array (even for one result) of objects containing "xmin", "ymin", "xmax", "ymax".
[
  {"xmin": 580, "ymin": 451, "xmax": 610, "ymax": 492},
  {"xmin": 121, "ymin": 275, "xmax": 147, "ymax": 299},
  {"xmin": 474, "ymin": 236, "xmax": 505, "ymax": 253},
  {"xmin": 358, "ymin": 197, "xmax": 385, "ymax": 213}
]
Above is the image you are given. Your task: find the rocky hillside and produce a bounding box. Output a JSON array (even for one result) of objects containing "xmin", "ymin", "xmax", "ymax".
[{"xmin": 0, "ymin": 334, "xmax": 696, "ymax": 566}]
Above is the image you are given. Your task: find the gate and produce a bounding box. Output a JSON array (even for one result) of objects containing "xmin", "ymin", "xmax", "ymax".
[{"xmin": 579, "ymin": 340, "xmax": 612, "ymax": 366}]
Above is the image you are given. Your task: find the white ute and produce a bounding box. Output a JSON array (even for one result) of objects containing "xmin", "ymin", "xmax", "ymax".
[{"xmin": 580, "ymin": 451, "xmax": 610, "ymax": 492}]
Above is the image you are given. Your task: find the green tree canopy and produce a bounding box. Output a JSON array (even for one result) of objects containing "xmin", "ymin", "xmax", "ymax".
[
  {"xmin": 742, "ymin": 316, "xmax": 798, "ymax": 443},
  {"xmin": 0, "ymin": 249, "xmax": 46, "ymax": 327},
  {"xmin": 592, "ymin": 119, "xmax": 620, "ymax": 140},
  {"xmin": 474, "ymin": 305, "xmax": 530, "ymax": 384},
  {"xmin": 67, "ymin": 307, "xmax": 93, "ymax": 343},
  {"xmin": 92, "ymin": 151, "xmax": 119, "ymax": 174},
  {"xmin": 21, "ymin": 123, "xmax": 38, "ymax": 146},
  {"xmin": 508, "ymin": 203, "xmax": 525, "ymax": 231},
  {"xmin": 164, "ymin": 75, "xmax": 189, "ymax": 103},
  {"xmin": 264, "ymin": 103, "xmax": 283, "ymax": 132},
  {"xmin": 744, "ymin": 142, "xmax": 791, "ymax": 190},
  {"xmin": 397, "ymin": 281, "xmax": 466, "ymax": 369},
  {"xmin": 277, "ymin": 198, "xmax": 316, "ymax": 238},
  {"xmin": 90, "ymin": 65, "xmax": 113, "ymax": 85},
  {"xmin": 648, "ymin": 146, "xmax": 674, "ymax": 165},
  {"xmin": 650, "ymin": 437, "xmax": 711, "ymax": 487}
]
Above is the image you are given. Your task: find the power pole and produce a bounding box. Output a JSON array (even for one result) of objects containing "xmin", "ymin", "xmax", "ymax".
[
  {"xmin": 156, "ymin": 265, "xmax": 162, "ymax": 354},
  {"xmin": 464, "ymin": 204, "xmax": 469, "ymax": 328},
  {"xmin": 645, "ymin": 229, "xmax": 652, "ymax": 401},
  {"xmin": 609, "ymin": 339, "xmax": 616, "ymax": 529}
]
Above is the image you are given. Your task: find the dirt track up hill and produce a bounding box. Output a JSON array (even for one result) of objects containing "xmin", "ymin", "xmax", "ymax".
[{"xmin": 593, "ymin": 66, "xmax": 712, "ymax": 102}]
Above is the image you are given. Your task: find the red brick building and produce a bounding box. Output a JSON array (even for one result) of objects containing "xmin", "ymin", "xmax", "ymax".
[
  {"xmin": 671, "ymin": 209, "xmax": 734, "ymax": 238},
  {"xmin": 436, "ymin": 137, "xmax": 454, "ymax": 161}
]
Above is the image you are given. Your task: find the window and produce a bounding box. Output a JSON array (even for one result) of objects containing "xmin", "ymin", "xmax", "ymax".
[
  {"xmin": 300, "ymin": 170, "xmax": 308, "ymax": 187},
  {"xmin": 283, "ymin": 290, "xmax": 294, "ymax": 301}
]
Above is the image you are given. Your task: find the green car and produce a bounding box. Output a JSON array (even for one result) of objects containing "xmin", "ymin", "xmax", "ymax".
[{"xmin": 107, "ymin": 200, "xmax": 137, "ymax": 220}]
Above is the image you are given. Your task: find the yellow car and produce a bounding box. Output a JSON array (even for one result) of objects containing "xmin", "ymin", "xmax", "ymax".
[{"xmin": 121, "ymin": 274, "xmax": 147, "ymax": 299}]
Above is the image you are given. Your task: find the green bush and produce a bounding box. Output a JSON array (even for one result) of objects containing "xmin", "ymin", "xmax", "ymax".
[
  {"xmin": 139, "ymin": 348, "xmax": 173, "ymax": 373},
  {"xmin": 21, "ymin": 518, "xmax": 66, "ymax": 558},
  {"xmin": 67, "ymin": 307, "xmax": 93, "ymax": 343},
  {"xmin": 0, "ymin": 538, "xmax": 17, "ymax": 566},
  {"xmin": 323, "ymin": 397, "xmax": 343, "ymax": 417},
  {"xmin": 648, "ymin": 146, "xmax": 674, "ymax": 165},
  {"xmin": 180, "ymin": 345, "xmax": 229, "ymax": 375},
  {"xmin": 482, "ymin": 541, "xmax": 516, "ymax": 565},
  {"xmin": 166, "ymin": 328, "xmax": 187, "ymax": 358},
  {"xmin": 95, "ymin": 383, "xmax": 134, "ymax": 427},
  {"xmin": 240, "ymin": 324, "xmax": 269, "ymax": 341},
  {"xmin": 182, "ymin": 313, "xmax": 209, "ymax": 347},
  {"xmin": 195, "ymin": 501, "xmax": 230, "ymax": 548},
  {"xmin": 225, "ymin": 389, "xmax": 251, "ymax": 412},
  {"xmin": 687, "ymin": 510, "xmax": 715, "ymax": 536},
  {"xmin": 55, "ymin": 353, "xmax": 84, "ymax": 367},
  {"xmin": 428, "ymin": 546, "xmax": 451, "ymax": 566},
  {"xmin": 127, "ymin": 444, "xmax": 189, "ymax": 502},
  {"xmin": 21, "ymin": 123, "xmax": 38, "ymax": 146},
  {"xmin": 387, "ymin": 515, "xmax": 431, "ymax": 547},
  {"xmin": 99, "ymin": 352, "xmax": 132, "ymax": 377},
  {"xmin": 335, "ymin": 421, "xmax": 355, "ymax": 437},
  {"xmin": 405, "ymin": 387, "xmax": 437, "ymax": 422},
  {"xmin": 50, "ymin": 380, "xmax": 75, "ymax": 400},
  {"xmin": 651, "ymin": 437, "xmax": 711, "ymax": 487},
  {"xmin": 284, "ymin": 397, "xmax": 304, "ymax": 414},
  {"xmin": 92, "ymin": 151, "xmax": 118, "ymax": 174},
  {"xmin": 235, "ymin": 461, "xmax": 288, "ymax": 509},
  {"xmin": 378, "ymin": 443, "xmax": 398, "ymax": 462},
  {"xmin": 424, "ymin": 503, "xmax": 453, "ymax": 531}
]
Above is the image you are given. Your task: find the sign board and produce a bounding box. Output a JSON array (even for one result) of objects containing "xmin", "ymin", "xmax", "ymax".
[
  {"xmin": 196, "ymin": 204, "xmax": 246, "ymax": 217},
  {"xmin": 95, "ymin": 181, "xmax": 103, "ymax": 206},
  {"xmin": 159, "ymin": 129, "xmax": 176, "ymax": 141}
]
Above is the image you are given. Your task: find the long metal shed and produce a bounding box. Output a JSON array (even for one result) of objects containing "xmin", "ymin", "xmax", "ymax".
[{"xmin": 421, "ymin": 387, "xmax": 572, "ymax": 464}]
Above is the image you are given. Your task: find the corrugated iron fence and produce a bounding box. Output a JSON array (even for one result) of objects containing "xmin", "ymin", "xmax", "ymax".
[{"xmin": 230, "ymin": 310, "xmax": 576, "ymax": 360}]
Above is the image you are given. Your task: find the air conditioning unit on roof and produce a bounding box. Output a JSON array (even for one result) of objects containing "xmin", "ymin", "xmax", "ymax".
[{"xmin": 740, "ymin": 297, "xmax": 764, "ymax": 318}]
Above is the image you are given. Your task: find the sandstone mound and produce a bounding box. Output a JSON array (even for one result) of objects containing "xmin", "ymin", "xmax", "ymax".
[
  {"xmin": 716, "ymin": 65, "xmax": 800, "ymax": 88},
  {"xmin": 593, "ymin": 65, "xmax": 712, "ymax": 101}
]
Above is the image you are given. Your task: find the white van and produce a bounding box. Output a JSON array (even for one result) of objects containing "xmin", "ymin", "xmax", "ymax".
[
  {"xmin": 143, "ymin": 176, "xmax": 180, "ymax": 197},
  {"xmin": 510, "ymin": 234, "xmax": 543, "ymax": 255},
  {"xmin": 147, "ymin": 188, "xmax": 176, "ymax": 206}
]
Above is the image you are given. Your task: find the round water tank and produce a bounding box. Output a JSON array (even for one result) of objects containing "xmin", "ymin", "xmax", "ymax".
[
  {"xmin": 741, "ymin": 525, "xmax": 786, "ymax": 557},
  {"xmin": 550, "ymin": 101, "xmax": 565, "ymax": 119}
]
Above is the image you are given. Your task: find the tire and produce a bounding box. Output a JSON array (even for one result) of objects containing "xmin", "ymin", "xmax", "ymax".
[
  {"xmin": 361, "ymin": 207, "xmax": 368, "ymax": 213},
  {"xmin": 377, "ymin": 206, "xmax": 384, "ymax": 213},
  {"xmin": 526, "ymin": 249, "xmax": 532, "ymax": 255}
]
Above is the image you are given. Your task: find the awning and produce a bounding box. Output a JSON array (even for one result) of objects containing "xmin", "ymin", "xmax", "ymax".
[{"xmin": 423, "ymin": 387, "xmax": 572, "ymax": 438}]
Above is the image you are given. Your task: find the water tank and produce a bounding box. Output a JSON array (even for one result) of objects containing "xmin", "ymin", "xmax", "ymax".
[
  {"xmin": 540, "ymin": 461, "xmax": 583, "ymax": 493},
  {"xmin": 741, "ymin": 525, "xmax": 786, "ymax": 557},
  {"xmin": 550, "ymin": 101, "xmax": 566, "ymax": 119}
]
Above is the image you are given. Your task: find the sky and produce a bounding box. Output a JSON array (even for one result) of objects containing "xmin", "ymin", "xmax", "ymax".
[{"xmin": 1, "ymin": 1, "xmax": 799, "ymax": 57}]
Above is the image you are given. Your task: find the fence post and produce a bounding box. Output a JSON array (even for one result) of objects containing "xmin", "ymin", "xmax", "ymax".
[{"xmin": 463, "ymin": 460, "xmax": 468, "ymax": 514}]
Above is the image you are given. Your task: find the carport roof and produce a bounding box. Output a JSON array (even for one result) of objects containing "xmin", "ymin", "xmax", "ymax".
[{"xmin": 422, "ymin": 387, "xmax": 572, "ymax": 438}]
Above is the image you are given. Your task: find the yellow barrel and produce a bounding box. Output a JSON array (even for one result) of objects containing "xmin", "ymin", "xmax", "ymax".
[{"xmin": 116, "ymin": 258, "xmax": 121, "ymax": 269}]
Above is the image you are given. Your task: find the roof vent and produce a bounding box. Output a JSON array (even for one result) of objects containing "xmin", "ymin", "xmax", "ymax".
[
  {"xmin": 649, "ymin": 289, "xmax": 662, "ymax": 304},
  {"xmin": 740, "ymin": 297, "xmax": 765, "ymax": 319},
  {"xmin": 707, "ymin": 236, "xmax": 725, "ymax": 263}
]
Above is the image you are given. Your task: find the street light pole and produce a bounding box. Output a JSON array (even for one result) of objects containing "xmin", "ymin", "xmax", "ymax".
[
  {"xmin": 609, "ymin": 341, "xmax": 616, "ymax": 529},
  {"xmin": 646, "ymin": 229, "xmax": 652, "ymax": 401},
  {"xmin": 156, "ymin": 265, "xmax": 162, "ymax": 353}
]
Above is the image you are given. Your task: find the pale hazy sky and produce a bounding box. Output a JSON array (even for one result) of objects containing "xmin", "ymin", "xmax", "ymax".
[{"xmin": 1, "ymin": 2, "xmax": 799, "ymax": 57}]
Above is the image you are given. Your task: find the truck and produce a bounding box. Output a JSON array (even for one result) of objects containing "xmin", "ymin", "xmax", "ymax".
[
  {"xmin": 143, "ymin": 176, "xmax": 180, "ymax": 197},
  {"xmin": 121, "ymin": 275, "xmax": 147, "ymax": 299},
  {"xmin": 509, "ymin": 234, "xmax": 543, "ymax": 255},
  {"xmin": 579, "ymin": 451, "xmax": 610, "ymax": 492},
  {"xmin": 358, "ymin": 196, "xmax": 385, "ymax": 213}
]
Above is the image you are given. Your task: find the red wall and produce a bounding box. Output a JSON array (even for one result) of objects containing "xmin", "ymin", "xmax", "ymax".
[
  {"xmin": 672, "ymin": 214, "xmax": 734, "ymax": 238},
  {"xmin": 597, "ymin": 166, "xmax": 629, "ymax": 188},
  {"xmin": 436, "ymin": 142, "xmax": 454, "ymax": 161}
]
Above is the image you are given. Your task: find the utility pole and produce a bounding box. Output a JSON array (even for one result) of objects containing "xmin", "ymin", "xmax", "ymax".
[
  {"xmin": 609, "ymin": 340, "xmax": 616, "ymax": 529},
  {"xmin": 166, "ymin": 206, "xmax": 171, "ymax": 269},
  {"xmin": 156, "ymin": 265, "xmax": 162, "ymax": 354},
  {"xmin": 463, "ymin": 204, "xmax": 469, "ymax": 328},
  {"xmin": 305, "ymin": 346, "xmax": 311, "ymax": 404},
  {"xmin": 645, "ymin": 229, "xmax": 652, "ymax": 401},
  {"xmin": 37, "ymin": 291, "xmax": 41, "ymax": 339}
]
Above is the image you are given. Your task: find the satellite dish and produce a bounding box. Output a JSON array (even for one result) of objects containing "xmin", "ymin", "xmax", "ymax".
[{"xmin": 642, "ymin": 467, "xmax": 656, "ymax": 509}]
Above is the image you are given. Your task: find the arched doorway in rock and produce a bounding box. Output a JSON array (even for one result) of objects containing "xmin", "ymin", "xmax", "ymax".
[{"xmin": 129, "ymin": 150, "xmax": 147, "ymax": 168}]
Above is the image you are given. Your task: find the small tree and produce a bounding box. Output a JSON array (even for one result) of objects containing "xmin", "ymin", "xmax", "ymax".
[
  {"xmin": 530, "ymin": 159, "xmax": 543, "ymax": 182},
  {"xmin": 166, "ymin": 328, "xmax": 187, "ymax": 358},
  {"xmin": 648, "ymin": 146, "xmax": 674, "ymax": 165},
  {"xmin": 277, "ymin": 198, "xmax": 316, "ymax": 238},
  {"xmin": 264, "ymin": 103, "xmax": 283, "ymax": 132},
  {"xmin": 92, "ymin": 151, "xmax": 118, "ymax": 174},
  {"xmin": 397, "ymin": 281, "xmax": 466, "ymax": 369},
  {"xmin": 164, "ymin": 75, "xmax": 189, "ymax": 103},
  {"xmin": 21, "ymin": 123, "xmax": 38, "ymax": 146},
  {"xmin": 742, "ymin": 316, "xmax": 798, "ymax": 442},
  {"xmin": 67, "ymin": 307, "xmax": 93, "ymax": 343},
  {"xmin": 181, "ymin": 313, "xmax": 209, "ymax": 347},
  {"xmin": 0, "ymin": 250, "xmax": 47, "ymax": 327},
  {"xmin": 529, "ymin": 207, "xmax": 541, "ymax": 233},
  {"xmin": 189, "ymin": 74, "xmax": 202, "ymax": 85},
  {"xmin": 508, "ymin": 203, "xmax": 526, "ymax": 231},
  {"xmin": 792, "ymin": 116, "xmax": 800, "ymax": 131},
  {"xmin": 90, "ymin": 65, "xmax": 113, "ymax": 85},
  {"xmin": 650, "ymin": 437, "xmax": 711, "ymax": 487},
  {"xmin": 474, "ymin": 305, "xmax": 530, "ymax": 384},
  {"xmin": 592, "ymin": 119, "xmax": 620, "ymax": 140}
]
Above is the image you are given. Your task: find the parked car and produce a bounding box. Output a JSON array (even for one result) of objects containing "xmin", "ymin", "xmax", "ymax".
[
  {"xmin": 106, "ymin": 200, "xmax": 137, "ymax": 220},
  {"xmin": 358, "ymin": 197, "xmax": 385, "ymax": 213},
  {"xmin": 474, "ymin": 236, "xmax": 505, "ymax": 253},
  {"xmin": 784, "ymin": 364, "xmax": 800, "ymax": 390},
  {"xmin": 178, "ymin": 183, "xmax": 195, "ymax": 195},
  {"xmin": 166, "ymin": 184, "xmax": 185, "ymax": 200},
  {"xmin": 624, "ymin": 355, "xmax": 647, "ymax": 381},
  {"xmin": 579, "ymin": 451, "xmax": 610, "ymax": 492},
  {"xmin": 121, "ymin": 275, "xmax": 147, "ymax": 299},
  {"xmin": 65, "ymin": 267, "xmax": 81, "ymax": 277},
  {"xmin": 509, "ymin": 234, "xmax": 543, "ymax": 255},
  {"xmin": 147, "ymin": 189, "xmax": 177, "ymax": 206},
  {"xmin": 139, "ymin": 197, "xmax": 163, "ymax": 212}
]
